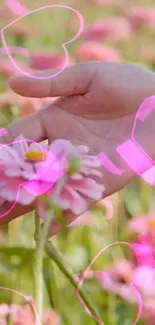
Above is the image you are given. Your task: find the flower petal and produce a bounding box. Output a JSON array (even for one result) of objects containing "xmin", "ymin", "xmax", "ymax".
[
  {"xmin": 81, "ymin": 166, "xmax": 102, "ymax": 177},
  {"xmin": 5, "ymin": 165, "xmax": 22, "ymax": 177},
  {"xmin": 50, "ymin": 139, "xmax": 78, "ymax": 156},
  {"xmin": 63, "ymin": 185, "xmax": 88, "ymax": 214},
  {"xmin": 82, "ymin": 156, "xmax": 101, "ymax": 168},
  {"xmin": 68, "ymin": 177, "xmax": 104, "ymax": 200},
  {"xmin": 18, "ymin": 187, "xmax": 35, "ymax": 205},
  {"xmin": 11, "ymin": 134, "xmax": 29, "ymax": 157},
  {"xmin": 0, "ymin": 187, "xmax": 18, "ymax": 202},
  {"xmin": 0, "ymin": 146, "xmax": 16, "ymax": 163}
]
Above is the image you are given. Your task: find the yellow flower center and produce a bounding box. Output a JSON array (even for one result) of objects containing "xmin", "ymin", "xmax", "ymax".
[{"xmin": 25, "ymin": 150, "xmax": 47, "ymax": 162}]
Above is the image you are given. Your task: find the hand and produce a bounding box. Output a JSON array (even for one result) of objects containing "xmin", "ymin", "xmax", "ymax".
[{"xmin": 1, "ymin": 61, "xmax": 155, "ymax": 230}]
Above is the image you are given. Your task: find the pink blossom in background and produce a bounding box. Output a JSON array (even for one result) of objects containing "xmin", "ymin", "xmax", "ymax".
[
  {"xmin": 29, "ymin": 52, "xmax": 65, "ymax": 70},
  {"xmin": 129, "ymin": 214, "xmax": 155, "ymax": 267},
  {"xmin": 128, "ymin": 214, "xmax": 155, "ymax": 234},
  {"xmin": 84, "ymin": 18, "xmax": 132, "ymax": 42},
  {"xmin": 128, "ymin": 213, "xmax": 155, "ymax": 247},
  {"xmin": 5, "ymin": 0, "xmax": 28, "ymax": 16},
  {"xmin": 0, "ymin": 303, "xmax": 60, "ymax": 325},
  {"xmin": 76, "ymin": 42, "xmax": 122, "ymax": 62},
  {"xmin": 99, "ymin": 259, "xmax": 155, "ymax": 323},
  {"xmin": 126, "ymin": 6, "xmax": 155, "ymax": 30},
  {"xmin": 10, "ymin": 304, "xmax": 34, "ymax": 325},
  {"xmin": 132, "ymin": 265, "xmax": 155, "ymax": 289},
  {"xmin": 0, "ymin": 137, "xmax": 104, "ymax": 218},
  {"xmin": 100, "ymin": 260, "xmax": 137, "ymax": 303},
  {"xmin": 132, "ymin": 241, "xmax": 155, "ymax": 267}
]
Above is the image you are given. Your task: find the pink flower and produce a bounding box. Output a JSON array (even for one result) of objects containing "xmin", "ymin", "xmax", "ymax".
[
  {"xmin": 128, "ymin": 213, "xmax": 155, "ymax": 234},
  {"xmin": 132, "ymin": 240, "xmax": 155, "ymax": 267},
  {"xmin": 128, "ymin": 214, "xmax": 155, "ymax": 248},
  {"xmin": 10, "ymin": 304, "xmax": 34, "ymax": 325},
  {"xmin": 128, "ymin": 215, "xmax": 149, "ymax": 234},
  {"xmin": 5, "ymin": 0, "xmax": 28, "ymax": 16},
  {"xmin": 40, "ymin": 139, "xmax": 104, "ymax": 215},
  {"xmin": 76, "ymin": 42, "xmax": 122, "ymax": 62},
  {"xmin": 0, "ymin": 136, "xmax": 104, "ymax": 216},
  {"xmin": 84, "ymin": 18, "xmax": 132, "ymax": 42},
  {"xmin": 126, "ymin": 6, "xmax": 155, "ymax": 30},
  {"xmin": 99, "ymin": 260, "xmax": 155, "ymax": 324},
  {"xmin": 0, "ymin": 304, "xmax": 10, "ymax": 316},
  {"xmin": 0, "ymin": 317, "xmax": 7, "ymax": 325},
  {"xmin": 29, "ymin": 52, "xmax": 75, "ymax": 71},
  {"xmin": 0, "ymin": 135, "xmax": 65, "ymax": 207},
  {"xmin": 100, "ymin": 260, "xmax": 137, "ymax": 303},
  {"xmin": 133, "ymin": 265, "xmax": 155, "ymax": 289},
  {"xmin": 29, "ymin": 52, "xmax": 64, "ymax": 70},
  {"xmin": 7, "ymin": 304, "xmax": 60, "ymax": 325}
]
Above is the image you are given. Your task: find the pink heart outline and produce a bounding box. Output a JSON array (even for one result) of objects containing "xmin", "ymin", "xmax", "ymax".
[
  {"xmin": 76, "ymin": 241, "xmax": 143, "ymax": 325},
  {"xmin": 116, "ymin": 96, "xmax": 155, "ymax": 183},
  {"xmin": 0, "ymin": 4, "xmax": 84, "ymax": 80}
]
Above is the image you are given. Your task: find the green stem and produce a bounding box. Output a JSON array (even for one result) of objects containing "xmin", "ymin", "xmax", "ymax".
[
  {"xmin": 43, "ymin": 260, "xmax": 56, "ymax": 309},
  {"xmin": 35, "ymin": 211, "xmax": 44, "ymax": 325},
  {"xmin": 45, "ymin": 240, "xmax": 102, "ymax": 325},
  {"xmin": 34, "ymin": 176, "xmax": 67, "ymax": 324}
]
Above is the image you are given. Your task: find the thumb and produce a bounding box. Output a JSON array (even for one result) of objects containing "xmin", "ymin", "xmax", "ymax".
[{"xmin": 9, "ymin": 62, "xmax": 95, "ymax": 98}]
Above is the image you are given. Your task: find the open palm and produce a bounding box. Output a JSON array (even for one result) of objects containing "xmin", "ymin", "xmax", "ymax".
[{"xmin": 1, "ymin": 61, "xmax": 155, "ymax": 228}]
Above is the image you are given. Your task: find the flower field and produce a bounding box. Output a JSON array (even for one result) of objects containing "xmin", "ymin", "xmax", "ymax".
[{"xmin": 0, "ymin": 0, "xmax": 155, "ymax": 324}]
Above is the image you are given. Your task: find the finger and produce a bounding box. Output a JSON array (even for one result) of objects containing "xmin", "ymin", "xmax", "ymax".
[{"xmin": 9, "ymin": 62, "xmax": 96, "ymax": 98}]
